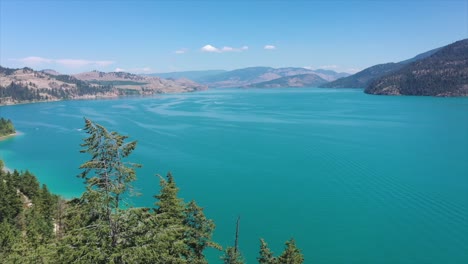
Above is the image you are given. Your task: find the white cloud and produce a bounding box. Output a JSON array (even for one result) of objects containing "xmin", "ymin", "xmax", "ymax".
[
  {"xmin": 304, "ymin": 65, "xmax": 360, "ymax": 74},
  {"xmin": 175, "ymin": 49, "xmax": 187, "ymax": 54},
  {"xmin": 55, "ymin": 59, "xmax": 114, "ymax": 67},
  {"xmin": 201, "ymin": 44, "xmax": 221, "ymax": 53},
  {"xmin": 264, "ymin": 45, "xmax": 276, "ymax": 50},
  {"xmin": 221, "ymin": 46, "xmax": 234, "ymax": 52},
  {"xmin": 319, "ymin": 65, "xmax": 338, "ymax": 69},
  {"xmin": 114, "ymin": 67, "xmax": 152, "ymax": 73},
  {"xmin": 14, "ymin": 56, "xmax": 53, "ymax": 65},
  {"xmin": 139, "ymin": 67, "xmax": 152, "ymax": 73},
  {"xmin": 10, "ymin": 56, "xmax": 115, "ymax": 68},
  {"xmin": 346, "ymin": 68, "xmax": 361, "ymax": 74},
  {"xmin": 201, "ymin": 44, "xmax": 248, "ymax": 53}
]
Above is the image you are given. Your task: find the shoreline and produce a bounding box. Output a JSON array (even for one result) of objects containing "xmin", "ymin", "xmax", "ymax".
[
  {"xmin": 0, "ymin": 133, "xmax": 17, "ymax": 172},
  {"xmin": 0, "ymin": 132, "xmax": 17, "ymax": 141},
  {"xmin": 0, "ymin": 88, "xmax": 206, "ymax": 107},
  {"xmin": 1, "ymin": 164, "xmax": 12, "ymax": 173}
]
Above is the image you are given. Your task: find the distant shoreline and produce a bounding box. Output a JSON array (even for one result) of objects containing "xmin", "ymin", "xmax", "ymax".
[{"xmin": 0, "ymin": 89, "xmax": 204, "ymax": 107}]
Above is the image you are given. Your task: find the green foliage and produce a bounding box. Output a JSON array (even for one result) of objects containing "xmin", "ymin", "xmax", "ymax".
[
  {"xmin": 0, "ymin": 117, "xmax": 15, "ymax": 137},
  {"xmin": 0, "ymin": 163, "xmax": 58, "ymax": 263},
  {"xmin": 155, "ymin": 172, "xmax": 185, "ymax": 224},
  {"xmin": 0, "ymin": 171, "xmax": 22, "ymax": 224},
  {"xmin": 79, "ymin": 117, "xmax": 140, "ymax": 222},
  {"xmin": 184, "ymin": 200, "xmax": 220, "ymax": 263},
  {"xmin": 15, "ymin": 170, "xmax": 40, "ymax": 200},
  {"xmin": 60, "ymin": 118, "xmax": 142, "ymax": 262},
  {"xmin": 221, "ymin": 247, "xmax": 244, "ymax": 264},
  {"xmin": 277, "ymin": 239, "xmax": 304, "ymax": 264},
  {"xmin": 258, "ymin": 239, "xmax": 277, "ymax": 264},
  {"xmin": 0, "ymin": 220, "xmax": 18, "ymax": 257}
]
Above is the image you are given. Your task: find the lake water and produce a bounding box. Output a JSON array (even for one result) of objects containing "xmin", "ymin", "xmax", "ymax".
[{"xmin": 1, "ymin": 88, "xmax": 467, "ymax": 263}]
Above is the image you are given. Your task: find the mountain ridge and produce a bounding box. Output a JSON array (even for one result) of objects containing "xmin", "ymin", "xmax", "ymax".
[
  {"xmin": 365, "ymin": 39, "xmax": 468, "ymax": 96},
  {"xmin": 322, "ymin": 46, "xmax": 442, "ymax": 88},
  {"xmin": 193, "ymin": 66, "xmax": 348, "ymax": 88}
]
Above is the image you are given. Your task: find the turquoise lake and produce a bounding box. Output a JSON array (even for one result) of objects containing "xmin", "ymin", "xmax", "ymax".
[{"xmin": 0, "ymin": 88, "xmax": 467, "ymax": 263}]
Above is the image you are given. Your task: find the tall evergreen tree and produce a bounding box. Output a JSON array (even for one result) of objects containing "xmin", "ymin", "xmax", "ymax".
[
  {"xmin": 183, "ymin": 200, "xmax": 220, "ymax": 263},
  {"xmin": 79, "ymin": 118, "xmax": 140, "ymax": 248},
  {"xmin": 0, "ymin": 171, "xmax": 22, "ymax": 224},
  {"xmin": 258, "ymin": 238, "xmax": 277, "ymax": 264},
  {"xmin": 153, "ymin": 172, "xmax": 189, "ymax": 262},
  {"xmin": 155, "ymin": 172, "xmax": 185, "ymax": 223},
  {"xmin": 221, "ymin": 247, "xmax": 244, "ymax": 264},
  {"xmin": 277, "ymin": 239, "xmax": 304, "ymax": 264},
  {"xmin": 221, "ymin": 216, "xmax": 244, "ymax": 264},
  {"xmin": 0, "ymin": 220, "xmax": 18, "ymax": 257}
]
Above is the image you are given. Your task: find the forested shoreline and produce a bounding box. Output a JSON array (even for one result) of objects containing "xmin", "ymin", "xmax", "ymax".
[{"xmin": 0, "ymin": 119, "xmax": 303, "ymax": 263}]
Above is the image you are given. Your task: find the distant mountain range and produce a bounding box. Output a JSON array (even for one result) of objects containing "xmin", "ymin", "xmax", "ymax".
[
  {"xmin": 0, "ymin": 67, "xmax": 206, "ymax": 105},
  {"xmin": 365, "ymin": 39, "xmax": 468, "ymax": 96},
  {"xmin": 1, "ymin": 39, "xmax": 466, "ymax": 104},
  {"xmin": 244, "ymin": 74, "xmax": 328, "ymax": 88},
  {"xmin": 145, "ymin": 70, "xmax": 226, "ymax": 81},
  {"xmin": 151, "ymin": 67, "xmax": 350, "ymax": 88}
]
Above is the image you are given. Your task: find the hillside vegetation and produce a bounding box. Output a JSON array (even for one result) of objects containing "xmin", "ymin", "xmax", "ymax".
[{"xmin": 365, "ymin": 39, "xmax": 468, "ymax": 96}]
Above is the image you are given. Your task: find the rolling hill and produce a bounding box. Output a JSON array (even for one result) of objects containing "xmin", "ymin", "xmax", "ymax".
[{"xmin": 0, "ymin": 67, "xmax": 206, "ymax": 105}]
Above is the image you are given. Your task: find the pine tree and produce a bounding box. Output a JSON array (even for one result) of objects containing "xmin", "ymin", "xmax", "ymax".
[
  {"xmin": 154, "ymin": 172, "xmax": 185, "ymax": 223},
  {"xmin": 0, "ymin": 220, "xmax": 18, "ymax": 257},
  {"xmin": 57, "ymin": 118, "xmax": 141, "ymax": 263},
  {"xmin": 258, "ymin": 238, "xmax": 277, "ymax": 264},
  {"xmin": 221, "ymin": 216, "xmax": 244, "ymax": 264},
  {"xmin": 17, "ymin": 170, "xmax": 40, "ymax": 200},
  {"xmin": 152, "ymin": 172, "xmax": 189, "ymax": 262},
  {"xmin": 0, "ymin": 170, "xmax": 22, "ymax": 224},
  {"xmin": 277, "ymin": 239, "xmax": 304, "ymax": 264},
  {"xmin": 183, "ymin": 200, "xmax": 220, "ymax": 263},
  {"xmin": 79, "ymin": 118, "xmax": 140, "ymax": 248},
  {"xmin": 221, "ymin": 247, "xmax": 244, "ymax": 264}
]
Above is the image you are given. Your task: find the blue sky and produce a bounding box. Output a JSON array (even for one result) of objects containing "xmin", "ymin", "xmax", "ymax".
[{"xmin": 1, "ymin": 0, "xmax": 467, "ymax": 74}]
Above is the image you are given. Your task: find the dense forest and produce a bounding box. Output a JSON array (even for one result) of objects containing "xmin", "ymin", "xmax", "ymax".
[
  {"xmin": 0, "ymin": 119, "xmax": 303, "ymax": 263},
  {"xmin": 0, "ymin": 118, "xmax": 15, "ymax": 137}
]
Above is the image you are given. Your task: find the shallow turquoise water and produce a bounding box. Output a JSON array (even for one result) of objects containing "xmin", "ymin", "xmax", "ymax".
[{"xmin": 1, "ymin": 88, "xmax": 467, "ymax": 263}]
